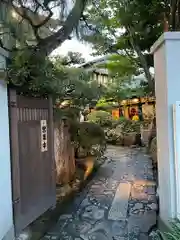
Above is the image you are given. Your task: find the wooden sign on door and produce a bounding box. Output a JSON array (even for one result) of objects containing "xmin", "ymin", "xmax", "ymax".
[{"xmin": 41, "ymin": 120, "xmax": 48, "ymax": 152}]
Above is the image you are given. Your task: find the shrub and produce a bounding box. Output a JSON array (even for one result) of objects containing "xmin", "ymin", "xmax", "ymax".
[
  {"xmin": 104, "ymin": 118, "xmax": 142, "ymax": 146},
  {"xmin": 119, "ymin": 116, "xmax": 126, "ymax": 121},
  {"xmin": 95, "ymin": 101, "xmax": 119, "ymax": 112},
  {"xmin": 87, "ymin": 110, "xmax": 112, "ymax": 127},
  {"xmin": 54, "ymin": 106, "xmax": 80, "ymax": 122},
  {"xmin": 70, "ymin": 121, "xmax": 106, "ymax": 157},
  {"xmin": 104, "ymin": 126, "xmax": 123, "ymax": 145},
  {"xmin": 111, "ymin": 116, "xmax": 126, "ymax": 128},
  {"xmin": 152, "ymin": 221, "xmax": 180, "ymax": 239},
  {"xmin": 118, "ymin": 119, "xmax": 141, "ymax": 134}
]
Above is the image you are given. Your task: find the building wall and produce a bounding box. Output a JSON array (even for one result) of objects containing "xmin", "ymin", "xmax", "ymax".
[
  {"xmin": 0, "ymin": 55, "xmax": 14, "ymax": 240},
  {"xmin": 92, "ymin": 72, "xmax": 109, "ymax": 85}
]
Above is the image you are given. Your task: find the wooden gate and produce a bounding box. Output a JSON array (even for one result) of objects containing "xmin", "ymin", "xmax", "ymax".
[{"xmin": 8, "ymin": 89, "xmax": 56, "ymax": 234}]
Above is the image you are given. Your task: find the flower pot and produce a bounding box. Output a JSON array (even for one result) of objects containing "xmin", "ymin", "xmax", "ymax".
[{"xmin": 123, "ymin": 132, "xmax": 136, "ymax": 146}]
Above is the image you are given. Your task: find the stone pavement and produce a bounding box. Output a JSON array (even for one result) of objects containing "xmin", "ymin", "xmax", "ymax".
[{"xmin": 42, "ymin": 146, "xmax": 157, "ymax": 240}]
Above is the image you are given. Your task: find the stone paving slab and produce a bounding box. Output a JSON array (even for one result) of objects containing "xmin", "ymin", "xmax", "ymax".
[
  {"xmin": 128, "ymin": 211, "xmax": 156, "ymax": 233},
  {"xmin": 108, "ymin": 182, "xmax": 131, "ymax": 220},
  {"xmin": 42, "ymin": 146, "xmax": 157, "ymax": 240}
]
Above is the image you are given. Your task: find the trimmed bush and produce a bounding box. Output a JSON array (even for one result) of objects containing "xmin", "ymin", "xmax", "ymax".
[
  {"xmin": 95, "ymin": 98, "xmax": 119, "ymax": 112},
  {"xmin": 104, "ymin": 119, "xmax": 142, "ymax": 146},
  {"xmin": 87, "ymin": 110, "xmax": 112, "ymax": 127},
  {"xmin": 121, "ymin": 119, "xmax": 141, "ymax": 133},
  {"xmin": 70, "ymin": 121, "xmax": 106, "ymax": 158},
  {"xmin": 87, "ymin": 112, "xmax": 143, "ymax": 147}
]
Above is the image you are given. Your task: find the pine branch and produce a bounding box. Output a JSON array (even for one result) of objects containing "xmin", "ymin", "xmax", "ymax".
[
  {"xmin": 37, "ymin": 0, "xmax": 87, "ymax": 55},
  {"xmin": 0, "ymin": 0, "xmax": 87, "ymax": 54}
]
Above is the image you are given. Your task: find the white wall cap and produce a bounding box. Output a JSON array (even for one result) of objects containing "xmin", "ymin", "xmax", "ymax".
[{"xmin": 151, "ymin": 32, "xmax": 180, "ymax": 54}]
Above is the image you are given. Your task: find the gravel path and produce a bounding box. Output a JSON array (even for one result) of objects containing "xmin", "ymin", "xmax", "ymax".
[{"xmin": 42, "ymin": 146, "xmax": 157, "ymax": 240}]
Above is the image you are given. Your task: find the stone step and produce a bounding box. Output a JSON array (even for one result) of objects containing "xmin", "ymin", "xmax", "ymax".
[{"xmin": 108, "ymin": 182, "xmax": 131, "ymax": 220}]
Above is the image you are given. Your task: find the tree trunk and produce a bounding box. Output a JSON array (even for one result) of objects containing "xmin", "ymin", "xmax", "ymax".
[
  {"xmin": 171, "ymin": 0, "xmax": 178, "ymax": 30},
  {"xmin": 54, "ymin": 121, "xmax": 75, "ymax": 185},
  {"xmin": 127, "ymin": 26, "xmax": 155, "ymax": 94}
]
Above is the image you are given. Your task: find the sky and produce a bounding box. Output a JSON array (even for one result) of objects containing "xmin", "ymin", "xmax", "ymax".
[{"xmin": 51, "ymin": 38, "xmax": 96, "ymax": 61}]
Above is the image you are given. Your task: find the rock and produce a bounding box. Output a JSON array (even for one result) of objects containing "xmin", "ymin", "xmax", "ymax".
[
  {"xmin": 58, "ymin": 214, "xmax": 72, "ymax": 221},
  {"xmin": 128, "ymin": 226, "xmax": 140, "ymax": 240},
  {"xmin": 148, "ymin": 203, "xmax": 157, "ymax": 211},
  {"xmin": 131, "ymin": 187, "xmax": 148, "ymax": 201},
  {"xmin": 77, "ymin": 222, "xmax": 92, "ymax": 234},
  {"xmin": 77, "ymin": 147, "xmax": 87, "ymax": 158},
  {"xmin": 139, "ymin": 233, "xmax": 149, "ymax": 240},
  {"xmin": 81, "ymin": 206, "xmax": 105, "ymax": 220},
  {"xmin": 59, "ymin": 184, "xmax": 72, "ymax": 197},
  {"xmin": 128, "ymin": 212, "xmax": 156, "ymax": 233},
  {"xmin": 133, "ymin": 203, "xmax": 143, "ymax": 210},
  {"xmin": 113, "ymin": 237, "xmax": 126, "ymax": 240},
  {"xmin": 93, "ymin": 209, "xmax": 105, "ymax": 220},
  {"xmin": 83, "ymin": 231, "xmax": 109, "ymax": 240},
  {"xmin": 133, "ymin": 180, "xmax": 156, "ymax": 187},
  {"xmin": 148, "ymin": 195, "xmax": 157, "ymax": 202},
  {"xmin": 130, "ymin": 209, "xmax": 140, "ymax": 215},
  {"xmin": 112, "ymin": 221, "xmax": 127, "ymax": 236},
  {"xmin": 16, "ymin": 229, "xmax": 31, "ymax": 240},
  {"xmin": 145, "ymin": 186, "xmax": 155, "ymax": 195},
  {"xmin": 81, "ymin": 198, "xmax": 90, "ymax": 207}
]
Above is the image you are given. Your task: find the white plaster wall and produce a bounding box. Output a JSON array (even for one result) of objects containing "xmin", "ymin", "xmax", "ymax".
[
  {"xmin": 166, "ymin": 39, "xmax": 180, "ymax": 218},
  {"xmin": 153, "ymin": 34, "xmax": 180, "ymax": 222},
  {"xmin": 0, "ymin": 55, "xmax": 14, "ymax": 239}
]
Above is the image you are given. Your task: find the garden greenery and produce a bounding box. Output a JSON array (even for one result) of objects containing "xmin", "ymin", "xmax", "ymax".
[
  {"xmin": 7, "ymin": 49, "xmax": 103, "ymax": 106},
  {"xmin": 7, "ymin": 49, "xmax": 107, "ymax": 158},
  {"xmin": 70, "ymin": 121, "xmax": 106, "ymax": 157},
  {"xmin": 87, "ymin": 110, "xmax": 113, "ymax": 127},
  {"xmin": 152, "ymin": 221, "xmax": 180, "ymax": 240},
  {"xmin": 87, "ymin": 110, "xmax": 142, "ymax": 146}
]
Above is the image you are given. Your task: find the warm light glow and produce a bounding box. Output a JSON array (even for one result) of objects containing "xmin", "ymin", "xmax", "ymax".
[
  {"xmin": 60, "ymin": 100, "xmax": 70, "ymax": 107},
  {"xmin": 121, "ymin": 100, "xmax": 127, "ymax": 105},
  {"xmin": 132, "ymin": 98, "xmax": 139, "ymax": 103}
]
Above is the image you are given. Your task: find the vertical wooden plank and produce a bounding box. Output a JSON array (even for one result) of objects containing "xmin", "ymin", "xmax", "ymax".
[
  {"xmin": 48, "ymin": 96, "xmax": 56, "ymax": 205},
  {"xmin": 8, "ymin": 89, "xmax": 21, "ymax": 231},
  {"xmin": 8, "ymin": 93, "xmax": 57, "ymax": 233}
]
